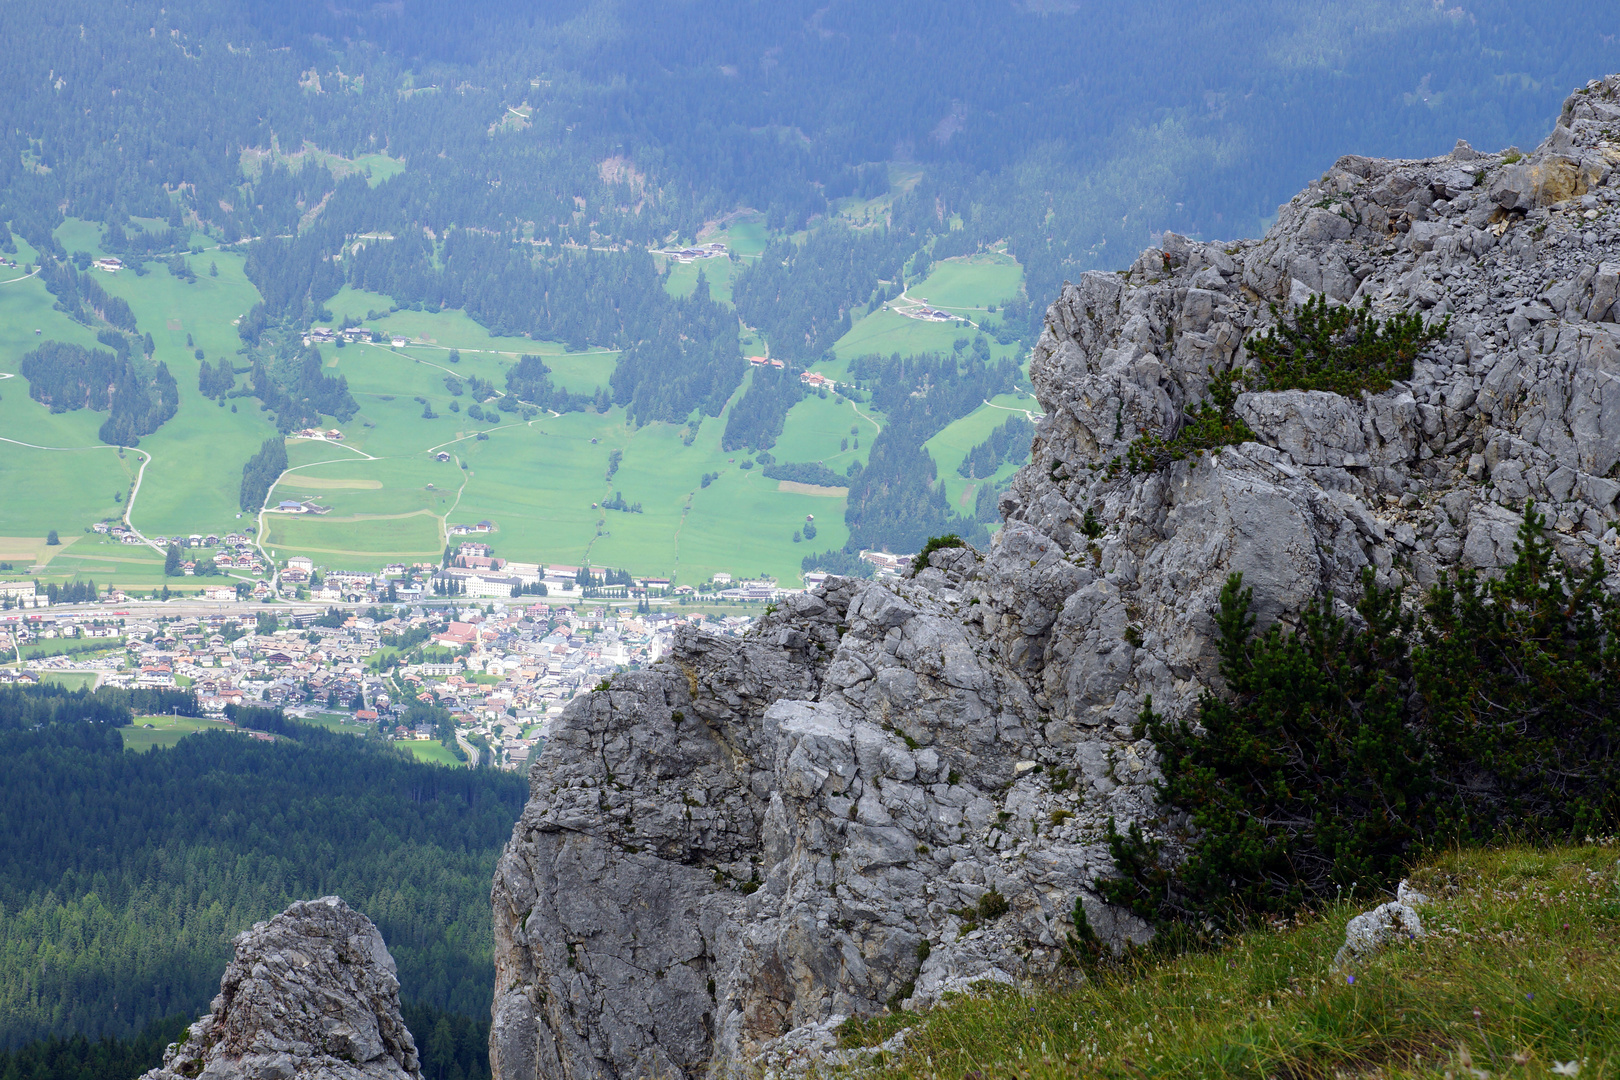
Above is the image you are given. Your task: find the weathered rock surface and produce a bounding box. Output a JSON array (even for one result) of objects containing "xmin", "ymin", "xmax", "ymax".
[
  {"xmin": 492, "ymin": 75, "xmax": 1620, "ymax": 1080},
  {"xmin": 142, "ymin": 898, "xmax": 419, "ymax": 1080},
  {"xmin": 1333, "ymin": 888, "xmax": 1429, "ymax": 970}
]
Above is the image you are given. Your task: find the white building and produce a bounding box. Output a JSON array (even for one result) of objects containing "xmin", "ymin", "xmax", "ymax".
[{"xmin": 0, "ymin": 581, "xmax": 47, "ymax": 608}]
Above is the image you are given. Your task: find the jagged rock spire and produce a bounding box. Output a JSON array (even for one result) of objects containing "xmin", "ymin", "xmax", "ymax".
[{"xmin": 142, "ymin": 897, "xmax": 420, "ymax": 1080}]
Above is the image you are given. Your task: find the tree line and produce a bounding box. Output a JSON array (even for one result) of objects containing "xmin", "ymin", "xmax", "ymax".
[{"xmin": 238, "ymin": 437, "xmax": 288, "ymax": 513}]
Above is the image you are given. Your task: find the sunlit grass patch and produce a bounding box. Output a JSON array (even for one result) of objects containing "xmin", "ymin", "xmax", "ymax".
[{"xmin": 851, "ymin": 845, "xmax": 1620, "ymax": 1080}]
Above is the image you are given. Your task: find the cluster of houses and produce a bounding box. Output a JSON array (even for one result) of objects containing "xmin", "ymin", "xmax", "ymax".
[
  {"xmin": 303, "ymin": 327, "xmax": 373, "ymax": 346},
  {"xmin": 0, "ymin": 602, "xmax": 759, "ymax": 772},
  {"xmin": 87, "ymin": 524, "xmax": 267, "ymax": 578},
  {"xmin": 745, "ymin": 357, "xmax": 838, "ymax": 392},
  {"xmin": 92, "ymin": 256, "xmax": 124, "ymax": 273},
  {"xmin": 270, "ymin": 499, "xmax": 331, "ymax": 515},
  {"xmin": 291, "ymin": 428, "xmax": 345, "ymax": 441},
  {"xmin": 656, "ymin": 241, "xmax": 727, "ymax": 263}
]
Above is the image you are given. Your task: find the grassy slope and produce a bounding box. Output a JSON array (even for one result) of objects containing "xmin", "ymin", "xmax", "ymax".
[
  {"xmin": 924, "ymin": 393, "xmax": 1045, "ymax": 511},
  {"xmin": 96, "ymin": 244, "xmax": 281, "ymax": 535},
  {"xmin": 0, "ymin": 235, "xmax": 141, "ymax": 536},
  {"xmin": 1, "ymin": 217, "xmax": 1037, "ymax": 584},
  {"xmin": 119, "ymin": 715, "xmax": 237, "ymax": 752},
  {"xmin": 910, "ymin": 252, "xmax": 1024, "ymax": 315},
  {"xmin": 848, "ymin": 845, "xmax": 1620, "ymax": 1080}
]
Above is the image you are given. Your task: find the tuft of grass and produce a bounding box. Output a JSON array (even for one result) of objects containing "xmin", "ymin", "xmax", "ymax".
[{"xmin": 849, "ymin": 844, "xmax": 1620, "ymax": 1079}]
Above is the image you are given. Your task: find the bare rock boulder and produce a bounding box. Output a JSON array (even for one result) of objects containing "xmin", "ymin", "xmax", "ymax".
[{"xmin": 142, "ymin": 897, "xmax": 419, "ymax": 1080}]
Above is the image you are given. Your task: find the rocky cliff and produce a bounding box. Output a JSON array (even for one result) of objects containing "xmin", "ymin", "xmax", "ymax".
[
  {"xmin": 142, "ymin": 897, "xmax": 420, "ymax": 1080},
  {"xmin": 491, "ymin": 75, "xmax": 1620, "ymax": 1080}
]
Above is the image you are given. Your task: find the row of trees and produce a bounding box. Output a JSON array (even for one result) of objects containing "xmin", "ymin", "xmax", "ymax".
[{"xmin": 238, "ymin": 437, "xmax": 288, "ymax": 513}]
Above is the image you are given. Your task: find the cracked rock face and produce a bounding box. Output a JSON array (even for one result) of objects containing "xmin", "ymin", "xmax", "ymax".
[
  {"xmin": 142, "ymin": 898, "xmax": 419, "ymax": 1080},
  {"xmin": 492, "ymin": 73, "xmax": 1620, "ymax": 1080}
]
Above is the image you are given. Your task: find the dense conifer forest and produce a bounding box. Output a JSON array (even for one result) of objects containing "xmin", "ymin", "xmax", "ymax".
[{"xmin": 0, "ymin": 685, "xmax": 525, "ymax": 1049}]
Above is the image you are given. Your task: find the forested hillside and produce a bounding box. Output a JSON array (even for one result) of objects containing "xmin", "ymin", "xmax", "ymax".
[
  {"xmin": 1, "ymin": 0, "xmax": 1614, "ymax": 555},
  {"xmin": 0, "ymin": 685, "xmax": 526, "ymax": 1049}
]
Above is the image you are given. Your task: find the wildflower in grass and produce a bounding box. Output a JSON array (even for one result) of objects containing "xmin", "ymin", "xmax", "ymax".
[
  {"xmin": 1346, "ymin": 974, "xmax": 1355, "ymax": 985},
  {"xmin": 1552, "ymin": 1062, "xmax": 1581, "ymax": 1077}
]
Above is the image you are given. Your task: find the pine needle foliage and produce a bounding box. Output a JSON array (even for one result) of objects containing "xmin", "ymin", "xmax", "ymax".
[
  {"xmin": 1121, "ymin": 368, "xmax": 1256, "ymax": 474},
  {"xmin": 1105, "ymin": 503, "xmax": 1620, "ymax": 934},
  {"xmin": 1119, "ymin": 296, "xmax": 1447, "ymax": 473},
  {"xmin": 1417, "ymin": 505, "xmax": 1620, "ymax": 838},
  {"xmin": 1247, "ymin": 294, "xmax": 1449, "ymax": 396}
]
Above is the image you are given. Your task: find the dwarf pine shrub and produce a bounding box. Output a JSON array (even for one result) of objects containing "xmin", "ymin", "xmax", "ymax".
[
  {"xmin": 1105, "ymin": 503, "xmax": 1620, "ymax": 934},
  {"xmin": 1247, "ymin": 294, "xmax": 1449, "ymax": 396},
  {"xmin": 1120, "ymin": 296, "xmax": 1447, "ymax": 473},
  {"xmin": 1121, "ymin": 368, "xmax": 1256, "ymax": 473}
]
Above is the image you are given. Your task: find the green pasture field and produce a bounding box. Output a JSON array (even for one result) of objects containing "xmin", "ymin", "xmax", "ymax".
[
  {"xmin": 826, "ymin": 308, "xmax": 976, "ymax": 367},
  {"xmin": 322, "ymin": 285, "xmax": 619, "ymax": 395},
  {"xmin": 404, "ymin": 739, "xmax": 464, "ymax": 766},
  {"xmin": 259, "ymin": 364, "xmax": 857, "ymax": 581},
  {"xmin": 924, "ymin": 393, "xmax": 1045, "ymax": 511},
  {"xmin": 264, "ymin": 511, "xmax": 444, "ymax": 561},
  {"xmin": 90, "ymin": 239, "xmax": 281, "ymax": 536},
  {"xmin": 662, "ymin": 256, "xmax": 735, "ymax": 304},
  {"xmin": 119, "ymin": 714, "xmax": 237, "ymax": 752},
  {"xmin": 772, "ymin": 391, "xmax": 875, "ymax": 471},
  {"xmin": 910, "ymin": 251, "xmax": 1024, "ymax": 314},
  {"xmin": 0, "ymin": 235, "xmax": 143, "ymax": 536},
  {"xmin": 698, "ymin": 216, "xmax": 770, "ymax": 261},
  {"xmin": 39, "ymin": 533, "xmax": 175, "ymax": 591},
  {"xmin": 239, "ymin": 142, "xmax": 406, "ymax": 188},
  {"xmin": 39, "ymin": 672, "xmax": 100, "ymax": 691},
  {"xmin": 823, "ymin": 252, "xmax": 1029, "ymax": 374}
]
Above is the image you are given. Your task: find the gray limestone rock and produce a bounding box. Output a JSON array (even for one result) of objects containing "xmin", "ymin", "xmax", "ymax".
[
  {"xmin": 1332, "ymin": 901, "xmax": 1426, "ymax": 969},
  {"xmin": 141, "ymin": 898, "xmax": 419, "ymax": 1080},
  {"xmin": 490, "ymin": 73, "xmax": 1620, "ymax": 1080}
]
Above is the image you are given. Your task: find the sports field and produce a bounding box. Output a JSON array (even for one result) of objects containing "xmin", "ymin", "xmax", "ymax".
[{"xmin": 40, "ymin": 672, "xmax": 100, "ymax": 691}]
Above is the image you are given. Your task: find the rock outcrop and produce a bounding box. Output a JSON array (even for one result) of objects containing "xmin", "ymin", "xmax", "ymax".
[
  {"xmin": 142, "ymin": 898, "xmax": 420, "ymax": 1080},
  {"xmin": 492, "ymin": 75, "xmax": 1620, "ymax": 1080}
]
